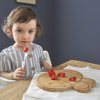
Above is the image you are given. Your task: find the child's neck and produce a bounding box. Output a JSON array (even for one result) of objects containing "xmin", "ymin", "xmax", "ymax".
[{"xmin": 13, "ymin": 43, "xmax": 32, "ymax": 52}]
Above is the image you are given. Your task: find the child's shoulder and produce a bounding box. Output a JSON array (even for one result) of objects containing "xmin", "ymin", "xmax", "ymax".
[
  {"xmin": 1, "ymin": 46, "xmax": 13, "ymax": 53},
  {"xmin": 32, "ymin": 43, "xmax": 43, "ymax": 49}
]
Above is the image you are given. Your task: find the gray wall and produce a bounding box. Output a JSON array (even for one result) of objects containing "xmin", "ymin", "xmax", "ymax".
[
  {"xmin": 0, "ymin": 0, "xmax": 100, "ymax": 66},
  {"xmin": 52, "ymin": 0, "xmax": 100, "ymax": 65}
]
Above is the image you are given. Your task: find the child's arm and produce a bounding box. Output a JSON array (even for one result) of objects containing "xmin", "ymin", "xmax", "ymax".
[
  {"xmin": 0, "ymin": 72, "xmax": 14, "ymax": 80},
  {"xmin": 41, "ymin": 60, "xmax": 52, "ymax": 71},
  {"xmin": 0, "ymin": 68, "xmax": 25, "ymax": 80}
]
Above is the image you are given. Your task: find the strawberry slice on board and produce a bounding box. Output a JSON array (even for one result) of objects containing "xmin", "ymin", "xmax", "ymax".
[
  {"xmin": 58, "ymin": 72, "xmax": 66, "ymax": 78},
  {"xmin": 51, "ymin": 75, "xmax": 58, "ymax": 80},
  {"xmin": 48, "ymin": 68, "xmax": 55, "ymax": 77},
  {"xmin": 69, "ymin": 77, "xmax": 77, "ymax": 82}
]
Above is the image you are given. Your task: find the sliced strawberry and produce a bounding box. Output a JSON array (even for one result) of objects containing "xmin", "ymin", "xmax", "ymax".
[
  {"xmin": 48, "ymin": 68, "xmax": 54, "ymax": 72},
  {"xmin": 23, "ymin": 48, "xmax": 29, "ymax": 52},
  {"xmin": 48, "ymin": 69, "xmax": 55, "ymax": 77},
  {"xmin": 69, "ymin": 77, "xmax": 76, "ymax": 81},
  {"xmin": 58, "ymin": 72, "xmax": 66, "ymax": 78},
  {"xmin": 51, "ymin": 75, "xmax": 58, "ymax": 80}
]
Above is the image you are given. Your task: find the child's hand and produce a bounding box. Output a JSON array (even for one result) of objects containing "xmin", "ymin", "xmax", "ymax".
[
  {"xmin": 13, "ymin": 68, "xmax": 25, "ymax": 80},
  {"xmin": 44, "ymin": 66, "xmax": 52, "ymax": 72}
]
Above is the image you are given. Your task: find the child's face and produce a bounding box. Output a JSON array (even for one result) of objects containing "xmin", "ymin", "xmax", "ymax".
[{"xmin": 11, "ymin": 20, "xmax": 37, "ymax": 47}]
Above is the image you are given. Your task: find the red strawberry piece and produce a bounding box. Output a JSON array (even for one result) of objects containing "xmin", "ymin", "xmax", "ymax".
[
  {"xmin": 69, "ymin": 77, "xmax": 76, "ymax": 81},
  {"xmin": 48, "ymin": 69, "xmax": 55, "ymax": 77},
  {"xmin": 51, "ymin": 75, "xmax": 58, "ymax": 80},
  {"xmin": 23, "ymin": 48, "xmax": 29, "ymax": 52},
  {"xmin": 58, "ymin": 72, "xmax": 66, "ymax": 77},
  {"xmin": 48, "ymin": 68, "xmax": 54, "ymax": 72}
]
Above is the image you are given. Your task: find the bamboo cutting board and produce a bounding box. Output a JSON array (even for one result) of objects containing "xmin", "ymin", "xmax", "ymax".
[{"xmin": 36, "ymin": 70, "xmax": 96, "ymax": 93}]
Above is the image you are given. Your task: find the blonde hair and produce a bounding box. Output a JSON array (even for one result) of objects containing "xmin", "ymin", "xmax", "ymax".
[{"xmin": 2, "ymin": 6, "xmax": 43, "ymax": 40}]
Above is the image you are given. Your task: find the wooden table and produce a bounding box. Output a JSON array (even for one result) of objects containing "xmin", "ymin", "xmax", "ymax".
[{"xmin": 0, "ymin": 60, "xmax": 100, "ymax": 100}]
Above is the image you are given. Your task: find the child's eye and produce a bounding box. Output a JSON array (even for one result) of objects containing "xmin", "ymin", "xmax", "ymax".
[
  {"xmin": 16, "ymin": 29, "xmax": 22, "ymax": 33},
  {"xmin": 28, "ymin": 30, "xmax": 34, "ymax": 34}
]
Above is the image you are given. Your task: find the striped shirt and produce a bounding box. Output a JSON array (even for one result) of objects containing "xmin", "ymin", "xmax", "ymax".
[{"xmin": 0, "ymin": 43, "xmax": 46, "ymax": 78}]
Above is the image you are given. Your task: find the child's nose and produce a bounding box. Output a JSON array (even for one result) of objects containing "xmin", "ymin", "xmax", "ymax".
[{"xmin": 22, "ymin": 33, "xmax": 29, "ymax": 39}]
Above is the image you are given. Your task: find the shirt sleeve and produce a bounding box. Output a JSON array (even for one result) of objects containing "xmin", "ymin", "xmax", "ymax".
[
  {"xmin": 0, "ymin": 51, "xmax": 12, "ymax": 72},
  {"xmin": 39, "ymin": 46, "xmax": 46, "ymax": 61}
]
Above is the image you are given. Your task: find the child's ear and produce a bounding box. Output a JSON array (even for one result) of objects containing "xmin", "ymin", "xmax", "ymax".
[
  {"xmin": 7, "ymin": 28, "xmax": 13, "ymax": 38},
  {"xmin": 7, "ymin": 29, "xmax": 10, "ymax": 33}
]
